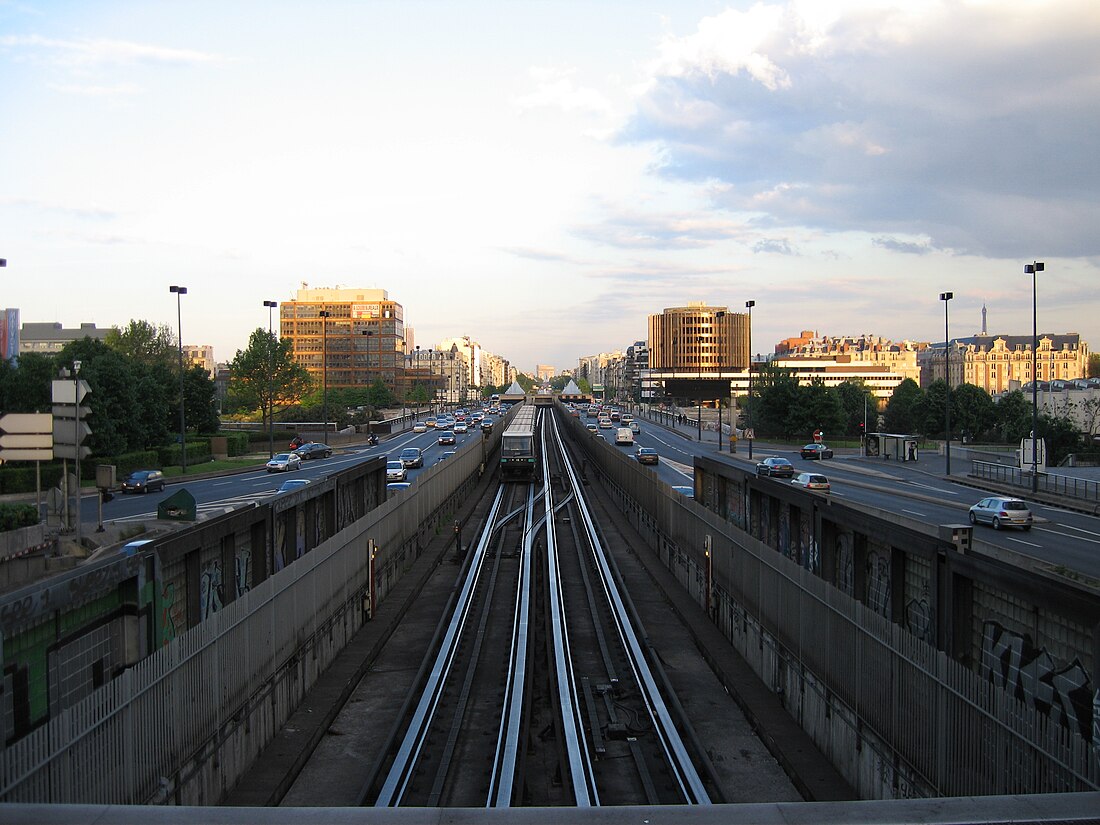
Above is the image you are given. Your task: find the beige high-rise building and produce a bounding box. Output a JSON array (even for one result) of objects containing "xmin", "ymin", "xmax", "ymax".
[
  {"xmin": 647, "ymin": 302, "xmax": 748, "ymax": 371},
  {"xmin": 280, "ymin": 287, "xmax": 407, "ymax": 394},
  {"xmin": 183, "ymin": 344, "xmax": 216, "ymax": 378}
]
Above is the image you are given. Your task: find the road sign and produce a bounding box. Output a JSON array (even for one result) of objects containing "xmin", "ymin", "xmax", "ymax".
[
  {"xmin": 53, "ymin": 419, "xmax": 92, "ymax": 445},
  {"xmin": 52, "ymin": 379, "xmax": 90, "ymax": 405},
  {"xmin": 0, "ymin": 412, "xmax": 53, "ymax": 461},
  {"xmin": 52, "ymin": 404, "xmax": 93, "ymax": 419},
  {"xmin": 0, "ymin": 434, "xmax": 52, "ymax": 449},
  {"xmin": 53, "ymin": 444, "xmax": 92, "ymax": 460},
  {"xmin": 0, "ymin": 413, "xmax": 52, "ymax": 434}
]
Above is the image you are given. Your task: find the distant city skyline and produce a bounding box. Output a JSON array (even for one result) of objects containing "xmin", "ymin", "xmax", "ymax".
[{"xmin": 2, "ymin": 1, "xmax": 1097, "ymax": 371}]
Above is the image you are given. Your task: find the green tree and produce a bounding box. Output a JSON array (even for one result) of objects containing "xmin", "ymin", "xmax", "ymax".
[
  {"xmin": 366, "ymin": 378, "xmax": 397, "ymax": 411},
  {"xmin": 0, "ymin": 352, "xmax": 56, "ymax": 413},
  {"xmin": 184, "ymin": 365, "xmax": 220, "ymax": 433},
  {"xmin": 576, "ymin": 377, "xmax": 592, "ymax": 395},
  {"xmin": 994, "ymin": 390, "xmax": 1033, "ymax": 443},
  {"xmin": 751, "ymin": 363, "xmax": 801, "ymax": 438},
  {"xmin": 1088, "ymin": 353, "xmax": 1100, "ymax": 379},
  {"xmin": 790, "ymin": 380, "xmax": 845, "ymax": 442},
  {"xmin": 834, "ymin": 379, "xmax": 874, "ymax": 435},
  {"xmin": 105, "ymin": 320, "xmax": 177, "ymax": 369},
  {"xmin": 1039, "ymin": 411, "xmax": 1083, "ymax": 465},
  {"xmin": 952, "ymin": 383, "xmax": 997, "ymax": 442},
  {"xmin": 883, "ymin": 379, "xmax": 924, "ymax": 434},
  {"xmin": 226, "ymin": 328, "xmax": 313, "ymax": 426}
]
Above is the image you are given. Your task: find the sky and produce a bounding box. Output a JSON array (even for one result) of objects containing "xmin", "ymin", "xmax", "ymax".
[{"xmin": 2, "ymin": 0, "xmax": 1098, "ymax": 375}]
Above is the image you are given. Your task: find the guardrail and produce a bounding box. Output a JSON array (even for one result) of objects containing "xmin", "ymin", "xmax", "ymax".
[{"xmin": 971, "ymin": 460, "xmax": 1100, "ymax": 503}]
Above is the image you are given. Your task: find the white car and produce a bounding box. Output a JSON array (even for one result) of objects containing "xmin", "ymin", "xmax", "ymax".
[
  {"xmin": 266, "ymin": 452, "xmax": 302, "ymax": 473},
  {"xmin": 386, "ymin": 460, "xmax": 407, "ymax": 482},
  {"xmin": 454, "ymin": 422, "xmax": 469, "ymax": 434},
  {"xmin": 791, "ymin": 472, "xmax": 830, "ymax": 492},
  {"xmin": 412, "ymin": 422, "xmax": 428, "ymax": 433}
]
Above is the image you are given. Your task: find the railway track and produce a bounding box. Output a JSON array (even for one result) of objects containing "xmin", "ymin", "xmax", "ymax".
[{"xmin": 358, "ymin": 406, "xmax": 717, "ymax": 808}]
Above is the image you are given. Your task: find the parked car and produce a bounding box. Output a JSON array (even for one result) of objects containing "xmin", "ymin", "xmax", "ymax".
[
  {"xmin": 120, "ymin": 469, "xmax": 165, "ymax": 494},
  {"xmin": 756, "ymin": 457, "xmax": 795, "ymax": 478},
  {"xmin": 294, "ymin": 442, "xmax": 332, "ymax": 460},
  {"xmin": 636, "ymin": 447, "xmax": 659, "ymax": 465},
  {"xmin": 266, "ymin": 452, "xmax": 303, "ymax": 473},
  {"xmin": 438, "ymin": 431, "xmax": 456, "ymax": 446},
  {"xmin": 386, "ymin": 460, "xmax": 407, "ymax": 482},
  {"xmin": 791, "ymin": 472, "xmax": 830, "ymax": 492},
  {"xmin": 968, "ymin": 497, "xmax": 1033, "ymax": 531},
  {"xmin": 413, "ymin": 422, "xmax": 428, "ymax": 433},
  {"xmin": 800, "ymin": 444, "xmax": 833, "ymax": 460},
  {"xmin": 277, "ymin": 479, "xmax": 311, "ymax": 493},
  {"xmin": 399, "ymin": 447, "xmax": 424, "ymax": 469},
  {"xmin": 289, "ymin": 435, "xmax": 304, "ymax": 449}
]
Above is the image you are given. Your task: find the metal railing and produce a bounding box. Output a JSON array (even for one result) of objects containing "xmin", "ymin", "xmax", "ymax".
[{"xmin": 971, "ymin": 461, "xmax": 1100, "ymax": 504}]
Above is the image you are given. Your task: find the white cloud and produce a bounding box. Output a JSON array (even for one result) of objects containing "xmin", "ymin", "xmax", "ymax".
[
  {"xmin": 513, "ymin": 65, "xmax": 612, "ymax": 114},
  {"xmin": 0, "ymin": 34, "xmax": 225, "ymax": 68}
]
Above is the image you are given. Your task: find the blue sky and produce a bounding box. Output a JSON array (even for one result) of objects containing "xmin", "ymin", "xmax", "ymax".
[{"xmin": 2, "ymin": 0, "xmax": 1097, "ymax": 374}]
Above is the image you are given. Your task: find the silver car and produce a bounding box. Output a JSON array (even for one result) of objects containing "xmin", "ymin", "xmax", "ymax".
[
  {"xmin": 266, "ymin": 452, "xmax": 302, "ymax": 473},
  {"xmin": 968, "ymin": 497, "xmax": 1033, "ymax": 531}
]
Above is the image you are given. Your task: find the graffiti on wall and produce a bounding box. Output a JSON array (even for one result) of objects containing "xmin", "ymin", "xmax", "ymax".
[
  {"xmin": 905, "ymin": 584, "xmax": 935, "ymax": 644},
  {"xmin": 235, "ymin": 548, "xmax": 252, "ymax": 598},
  {"xmin": 778, "ymin": 506, "xmax": 791, "ymax": 560},
  {"xmin": 836, "ymin": 532, "xmax": 854, "ymax": 597},
  {"xmin": 865, "ymin": 549, "xmax": 891, "ymax": 619},
  {"xmin": 158, "ymin": 582, "xmax": 180, "ymax": 646},
  {"xmin": 725, "ymin": 478, "xmax": 744, "ymax": 528},
  {"xmin": 199, "ymin": 560, "xmax": 224, "ymax": 620},
  {"xmin": 981, "ymin": 621, "xmax": 1095, "ymax": 743}
]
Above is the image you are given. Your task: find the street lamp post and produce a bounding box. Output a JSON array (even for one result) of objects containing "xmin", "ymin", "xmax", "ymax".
[
  {"xmin": 73, "ymin": 360, "xmax": 82, "ymax": 548},
  {"xmin": 940, "ymin": 292, "xmax": 953, "ymax": 475},
  {"xmin": 1025, "ymin": 261, "xmax": 1045, "ymax": 493},
  {"xmin": 264, "ymin": 300, "xmax": 277, "ymax": 459},
  {"xmin": 745, "ymin": 300, "xmax": 755, "ymax": 460},
  {"xmin": 319, "ymin": 309, "xmax": 331, "ymax": 443},
  {"xmin": 169, "ymin": 286, "xmax": 187, "ymax": 473}
]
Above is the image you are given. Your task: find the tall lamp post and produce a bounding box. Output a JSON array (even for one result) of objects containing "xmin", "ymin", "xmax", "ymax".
[
  {"xmin": 319, "ymin": 309, "xmax": 331, "ymax": 443},
  {"xmin": 940, "ymin": 292, "xmax": 953, "ymax": 475},
  {"xmin": 169, "ymin": 285, "xmax": 188, "ymax": 473},
  {"xmin": 1025, "ymin": 261, "xmax": 1045, "ymax": 492},
  {"xmin": 263, "ymin": 300, "xmax": 277, "ymax": 458},
  {"xmin": 745, "ymin": 300, "xmax": 755, "ymax": 460}
]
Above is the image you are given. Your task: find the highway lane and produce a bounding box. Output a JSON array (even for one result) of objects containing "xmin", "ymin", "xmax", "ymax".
[
  {"xmin": 89, "ymin": 427, "xmax": 486, "ymax": 525},
  {"xmin": 613, "ymin": 420, "xmax": 1100, "ymax": 579}
]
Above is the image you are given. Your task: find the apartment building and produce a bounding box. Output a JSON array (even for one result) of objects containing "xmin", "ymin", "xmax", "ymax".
[{"xmin": 919, "ymin": 333, "xmax": 1089, "ymax": 394}]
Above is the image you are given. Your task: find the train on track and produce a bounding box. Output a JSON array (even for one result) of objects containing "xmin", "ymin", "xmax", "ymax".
[{"xmin": 499, "ymin": 403, "xmax": 539, "ymax": 481}]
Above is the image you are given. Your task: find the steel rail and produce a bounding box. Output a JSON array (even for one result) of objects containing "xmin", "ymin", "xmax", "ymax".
[
  {"xmin": 375, "ymin": 486, "xmax": 507, "ymax": 806},
  {"xmin": 549, "ymin": 412, "xmax": 711, "ymax": 805},
  {"xmin": 542, "ymin": 421, "xmax": 599, "ymax": 807},
  {"xmin": 489, "ymin": 480, "xmax": 538, "ymax": 806}
]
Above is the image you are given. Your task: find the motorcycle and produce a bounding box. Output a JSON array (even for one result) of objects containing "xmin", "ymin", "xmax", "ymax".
[{"xmin": 368, "ymin": 434, "xmax": 378, "ymax": 447}]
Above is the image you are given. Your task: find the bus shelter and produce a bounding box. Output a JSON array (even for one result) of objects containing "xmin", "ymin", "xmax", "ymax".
[{"xmin": 865, "ymin": 432, "xmax": 920, "ymax": 462}]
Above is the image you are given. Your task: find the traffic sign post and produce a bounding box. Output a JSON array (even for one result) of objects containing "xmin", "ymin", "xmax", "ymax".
[
  {"xmin": 53, "ymin": 375, "xmax": 92, "ymax": 543},
  {"xmin": 0, "ymin": 412, "xmax": 53, "ymax": 520}
]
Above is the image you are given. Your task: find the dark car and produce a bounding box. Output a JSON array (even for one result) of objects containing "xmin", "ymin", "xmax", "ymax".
[
  {"xmin": 480, "ymin": 419, "xmax": 494, "ymax": 431},
  {"xmin": 800, "ymin": 443, "xmax": 833, "ymax": 460},
  {"xmin": 636, "ymin": 447, "xmax": 659, "ymax": 465},
  {"xmin": 756, "ymin": 457, "xmax": 795, "ymax": 478},
  {"xmin": 437, "ymin": 432, "xmax": 456, "ymax": 446},
  {"xmin": 294, "ymin": 442, "xmax": 332, "ymax": 460},
  {"xmin": 121, "ymin": 469, "xmax": 165, "ymax": 494}
]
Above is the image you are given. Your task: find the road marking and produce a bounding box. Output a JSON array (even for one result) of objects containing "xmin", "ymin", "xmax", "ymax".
[
  {"xmin": 902, "ymin": 509, "xmax": 927, "ymax": 517},
  {"xmin": 908, "ymin": 481, "xmax": 957, "ymax": 495},
  {"xmin": 1035, "ymin": 527, "xmax": 1100, "ymax": 546},
  {"xmin": 1047, "ymin": 522, "xmax": 1100, "ymax": 539},
  {"xmin": 212, "ymin": 480, "xmax": 236, "ymax": 486},
  {"xmin": 1006, "ymin": 536, "xmax": 1042, "ymax": 548}
]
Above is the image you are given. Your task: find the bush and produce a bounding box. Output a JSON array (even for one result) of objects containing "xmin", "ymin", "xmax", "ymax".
[
  {"xmin": 157, "ymin": 441, "xmax": 213, "ymax": 467},
  {"xmin": 0, "ymin": 503, "xmax": 39, "ymax": 531},
  {"xmin": 219, "ymin": 430, "xmax": 251, "ymax": 457}
]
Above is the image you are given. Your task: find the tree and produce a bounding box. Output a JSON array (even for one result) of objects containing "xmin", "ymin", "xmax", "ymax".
[
  {"xmin": 952, "ymin": 383, "xmax": 998, "ymax": 442},
  {"xmin": 835, "ymin": 379, "xmax": 874, "ymax": 435},
  {"xmin": 1088, "ymin": 353, "xmax": 1100, "ymax": 379},
  {"xmin": 0, "ymin": 352, "xmax": 56, "ymax": 413},
  {"xmin": 226, "ymin": 328, "xmax": 313, "ymax": 426},
  {"xmin": 751, "ymin": 363, "xmax": 801, "ymax": 438},
  {"xmin": 184, "ymin": 365, "xmax": 220, "ymax": 434},
  {"xmin": 794, "ymin": 380, "xmax": 846, "ymax": 441},
  {"xmin": 994, "ymin": 390, "xmax": 1033, "ymax": 443},
  {"xmin": 576, "ymin": 377, "xmax": 592, "ymax": 395},
  {"xmin": 883, "ymin": 379, "xmax": 923, "ymax": 434},
  {"xmin": 105, "ymin": 320, "xmax": 177, "ymax": 369}
]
